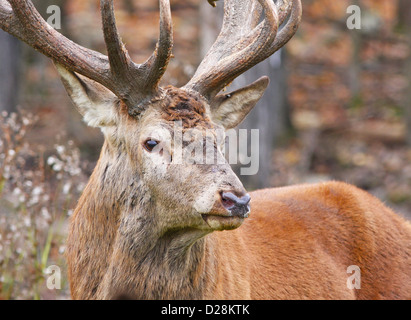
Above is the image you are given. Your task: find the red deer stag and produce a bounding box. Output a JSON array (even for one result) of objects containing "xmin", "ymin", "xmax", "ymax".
[{"xmin": 1, "ymin": 0, "xmax": 410, "ymax": 300}]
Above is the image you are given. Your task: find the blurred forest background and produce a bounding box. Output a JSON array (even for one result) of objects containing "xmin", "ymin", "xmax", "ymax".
[{"xmin": 1, "ymin": 0, "xmax": 411, "ymax": 299}]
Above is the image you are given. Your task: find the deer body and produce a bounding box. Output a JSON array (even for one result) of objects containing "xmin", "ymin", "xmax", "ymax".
[
  {"xmin": 1, "ymin": 0, "xmax": 410, "ymax": 300},
  {"xmin": 69, "ymin": 163, "xmax": 411, "ymax": 300}
]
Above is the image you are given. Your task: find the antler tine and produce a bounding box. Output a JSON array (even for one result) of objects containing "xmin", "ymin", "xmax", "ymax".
[
  {"xmin": 184, "ymin": 0, "xmax": 302, "ymax": 101},
  {"xmin": 100, "ymin": 0, "xmax": 146, "ymax": 109},
  {"xmin": 0, "ymin": 0, "xmax": 22, "ymax": 39},
  {"xmin": 142, "ymin": 0, "xmax": 173, "ymax": 90},
  {"xmin": 184, "ymin": 0, "xmax": 279, "ymax": 100},
  {"xmin": 100, "ymin": 0, "xmax": 173, "ymax": 113},
  {"xmin": 0, "ymin": 0, "xmax": 173, "ymax": 115},
  {"xmin": 238, "ymin": 0, "xmax": 301, "ymax": 64},
  {"xmin": 269, "ymin": 0, "xmax": 302, "ymax": 55},
  {"xmin": 277, "ymin": 0, "xmax": 293, "ymax": 25},
  {"xmin": 101, "ymin": 0, "xmax": 133, "ymax": 77},
  {"xmin": 191, "ymin": 1, "xmax": 262, "ymax": 80}
]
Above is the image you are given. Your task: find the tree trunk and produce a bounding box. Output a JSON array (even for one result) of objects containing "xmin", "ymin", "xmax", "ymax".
[
  {"xmin": 233, "ymin": 50, "xmax": 292, "ymax": 189},
  {"xmin": 397, "ymin": 0, "xmax": 411, "ymax": 146},
  {"xmin": 348, "ymin": 0, "xmax": 362, "ymax": 108},
  {"xmin": 0, "ymin": 31, "xmax": 21, "ymax": 113}
]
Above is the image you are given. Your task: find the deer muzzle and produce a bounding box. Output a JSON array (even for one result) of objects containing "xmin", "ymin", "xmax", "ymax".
[{"xmin": 220, "ymin": 192, "xmax": 251, "ymax": 218}]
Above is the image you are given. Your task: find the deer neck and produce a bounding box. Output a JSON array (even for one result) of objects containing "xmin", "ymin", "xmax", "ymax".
[
  {"xmin": 72, "ymin": 141, "xmax": 218, "ymax": 299},
  {"xmin": 100, "ymin": 223, "xmax": 217, "ymax": 299},
  {"xmin": 98, "ymin": 196, "xmax": 218, "ymax": 300}
]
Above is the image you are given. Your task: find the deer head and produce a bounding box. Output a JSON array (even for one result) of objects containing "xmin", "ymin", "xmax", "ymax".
[
  {"xmin": 0, "ymin": 0, "xmax": 301, "ymax": 233},
  {"xmin": 1, "ymin": 0, "xmax": 301, "ymax": 298}
]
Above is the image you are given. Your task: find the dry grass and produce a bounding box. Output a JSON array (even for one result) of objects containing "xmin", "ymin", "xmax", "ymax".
[{"xmin": 0, "ymin": 111, "xmax": 88, "ymax": 300}]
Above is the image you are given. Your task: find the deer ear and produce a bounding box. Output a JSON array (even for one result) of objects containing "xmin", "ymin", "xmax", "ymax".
[
  {"xmin": 55, "ymin": 63, "xmax": 119, "ymax": 128},
  {"xmin": 210, "ymin": 76, "xmax": 269, "ymax": 129}
]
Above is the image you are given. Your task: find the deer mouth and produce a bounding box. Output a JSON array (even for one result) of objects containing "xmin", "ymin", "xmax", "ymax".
[
  {"xmin": 200, "ymin": 191, "xmax": 250, "ymax": 230},
  {"xmin": 201, "ymin": 214, "xmax": 245, "ymax": 231}
]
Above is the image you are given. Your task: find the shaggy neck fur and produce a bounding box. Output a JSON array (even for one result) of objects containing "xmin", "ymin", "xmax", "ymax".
[
  {"xmin": 99, "ymin": 228, "xmax": 217, "ymax": 299},
  {"xmin": 67, "ymin": 140, "xmax": 219, "ymax": 300}
]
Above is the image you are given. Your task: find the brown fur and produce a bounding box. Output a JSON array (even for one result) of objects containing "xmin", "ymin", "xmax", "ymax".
[
  {"xmin": 68, "ymin": 170, "xmax": 411, "ymax": 299},
  {"xmin": 10, "ymin": 0, "xmax": 407, "ymax": 301},
  {"xmin": 64, "ymin": 86, "xmax": 411, "ymax": 300},
  {"xmin": 159, "ymin": 86, "xmax": 214, "ymax": 129}
]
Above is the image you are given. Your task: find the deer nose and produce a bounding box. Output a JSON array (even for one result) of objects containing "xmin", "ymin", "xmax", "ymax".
[{"xmin": 220, "ymin": 192, "xmax": 251, "ymax": 218}]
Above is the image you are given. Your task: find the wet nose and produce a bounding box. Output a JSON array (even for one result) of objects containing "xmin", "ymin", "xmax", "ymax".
[{"xmin": 220, "ymin": 191, "xmax": 251, "ymax": 218}]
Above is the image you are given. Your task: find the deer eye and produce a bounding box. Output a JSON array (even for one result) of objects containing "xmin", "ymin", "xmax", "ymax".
[{"xmin": 143, "ymin": 139, "xmax": 159, "ymax": 152}]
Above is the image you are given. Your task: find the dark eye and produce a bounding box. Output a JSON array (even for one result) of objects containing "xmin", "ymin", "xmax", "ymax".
[{"xmin": 143, "ymin": 139, "xmax": 159, "ymax": 152}]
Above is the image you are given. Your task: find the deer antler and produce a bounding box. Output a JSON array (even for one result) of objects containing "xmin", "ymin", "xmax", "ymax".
[
  {"xmin": 184, "ymin": 0, "xmax": 302, "ymax": 100},
  {"xmin": 0, "ymin": 0, "xmax": 173, "ymax": 115}
]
